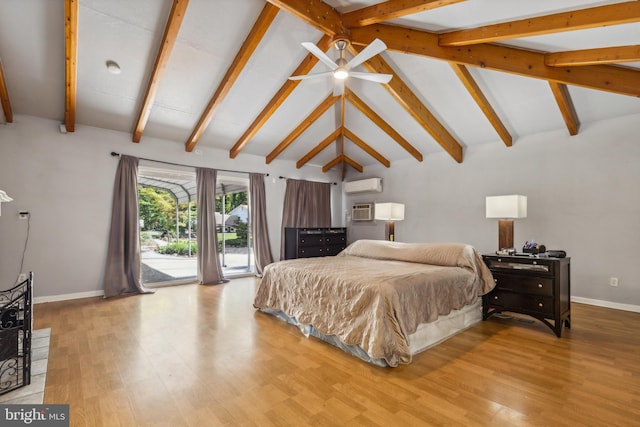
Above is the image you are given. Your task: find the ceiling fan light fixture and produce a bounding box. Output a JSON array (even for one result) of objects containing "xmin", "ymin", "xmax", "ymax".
[{"xmin": 333, "ymin": 67, "xmax": 349, "ymax": 80}]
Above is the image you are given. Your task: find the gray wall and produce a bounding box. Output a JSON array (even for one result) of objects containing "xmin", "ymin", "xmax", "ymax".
[
  {"xmin": 344, "ymin": 113, "xmax": 640, "ymax": 308},
  {"xmin": 0, "ymin": 115, "xmax": 342, "ymax": 299}
]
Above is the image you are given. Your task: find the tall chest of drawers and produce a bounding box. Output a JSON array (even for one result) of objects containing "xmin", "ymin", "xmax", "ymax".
[
  {"xmin": 284, "ymin": 227, "xmax": 347, "ymax": 260},
  {"xmin": 482, "ymin": 254, "xmax": 571, "ymax": 337}
]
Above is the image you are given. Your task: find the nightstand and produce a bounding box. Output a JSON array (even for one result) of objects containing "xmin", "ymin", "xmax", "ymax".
[{"xmin": 482, "ymin": 254, "xmax": 571, "ymax": 337}]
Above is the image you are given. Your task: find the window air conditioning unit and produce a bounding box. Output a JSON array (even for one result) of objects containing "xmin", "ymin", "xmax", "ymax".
[
  {"xmin": 352, "ymin": 203, "xmax": 373, "ymax": 221},
  {"xmin": 344, "ymin": 178, "xmax": 382, "ymax": 194}
]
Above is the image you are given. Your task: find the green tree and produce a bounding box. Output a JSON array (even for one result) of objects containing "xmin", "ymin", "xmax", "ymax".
[
  {"xmin": 138, "ymin": 186, "xmax": 176, "ymax": 233},
  {"xmin": 215, "ymin": 191, "xmax": 248, "ymax": 214}
]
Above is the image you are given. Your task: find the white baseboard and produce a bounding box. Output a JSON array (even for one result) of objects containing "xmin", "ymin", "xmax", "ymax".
[
  {"xmin": 34, "ymin": 290, "xmax": 104, "ymax": 304},
  {"xmin": 571, "ymin": 296, "xmax": 640, "ymax": 313}
]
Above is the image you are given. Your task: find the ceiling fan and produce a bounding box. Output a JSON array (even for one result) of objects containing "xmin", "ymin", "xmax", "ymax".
[{"xmin": 289, "ymin": 37, "xmax": 392, "ymax": 96}]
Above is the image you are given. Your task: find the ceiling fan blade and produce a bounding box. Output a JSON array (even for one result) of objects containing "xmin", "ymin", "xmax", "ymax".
[
  {"xmin": 346, "ymin": 38, "xmax": 387, "ymax": 70},
  {"xmin": 288, "ymin": 71, "xmax": 335, "ymax": 81},
  {"xmin": 349, "ymin": 71, "xmax": 392, "ymax": 84},
  {"xmin": 301, "ymin": 42, "xmax": 338, "ymax": 71},
  {"xmin": 333, "ymin": 80, "xmax": 345, "ymax": 97}
]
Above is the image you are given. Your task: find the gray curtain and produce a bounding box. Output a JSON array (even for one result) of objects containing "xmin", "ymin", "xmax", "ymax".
[
  {"xmin": 196, "ymin": 167, "xmax": 228, "ymax": 285},
  {"xmin": 280, "ymin": 178, "xmax": 331, "ymax": 260},
  {"xmin": 249, "ymin": 173, "xmax": 274, "ymax": 275},
  {"xmin": 103, "ymin": 155, "xmax": 154, "ymax": 298}
]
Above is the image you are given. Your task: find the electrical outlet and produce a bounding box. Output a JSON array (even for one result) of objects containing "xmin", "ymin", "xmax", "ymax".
[
  {"xmin": 18, "ymin": 273, "xmax": 27, "ymax": 282},
  {"xmin": 610, "ymin": 277, "xmax": 619, "ymax": 287}
]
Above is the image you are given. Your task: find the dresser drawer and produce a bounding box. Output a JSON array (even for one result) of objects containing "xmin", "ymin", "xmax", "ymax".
[
  {"xmin": 486, "ymin": 257, "xmax": 554, "ymax": 276},
  {"xmin": 488, "ymin": 291, "xmax": 554, "ymax": 316},
  {"xmin": 492, "ymin": 273, "xmax": 554, "ymax": 296},
  {"xmin": 298, "ymin": 235, "xmax": 325, "ymax": 247},
  {"xmin": 324, "ymin": 234, "xmax": 346, "ymax": 246},
  {"xmin": 297, "ymin": 246, "xmax": 325, "ymax": 257}
]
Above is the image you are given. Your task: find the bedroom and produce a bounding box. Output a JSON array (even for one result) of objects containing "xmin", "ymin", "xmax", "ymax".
[{"xmin": 1, "ymin": 0, "xmax": 640, "ymax": 425}]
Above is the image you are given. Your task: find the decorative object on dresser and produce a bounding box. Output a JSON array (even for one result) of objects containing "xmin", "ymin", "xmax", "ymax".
[
  {"xmin": 374, "ymin": 202, "xmax": 404, "ymax": 241},
  {"xmin": 284, "ymin": 227, "xmax": 347, "ymax": 260},
  {"xmin": 482, "ymin": 254, "xmax": 571, "ymax": 337},
  {"xmin": 486, "ymin": 195, "xmax": 527, "ymax": 250}
]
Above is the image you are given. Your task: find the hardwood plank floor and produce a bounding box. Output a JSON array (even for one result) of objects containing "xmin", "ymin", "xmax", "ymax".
[{"xmin": 34, "ymin": 278, "xmax": 640, "ymax": 426}]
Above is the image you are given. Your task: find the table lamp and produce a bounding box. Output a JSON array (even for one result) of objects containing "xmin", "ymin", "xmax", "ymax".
[
  {"xmin": 486, "ymin": 195, "xmax": 527, "ymax": 250},
  {"xmin": 374, "ymin": 202, "xmax": 404, "ymax": 241}
]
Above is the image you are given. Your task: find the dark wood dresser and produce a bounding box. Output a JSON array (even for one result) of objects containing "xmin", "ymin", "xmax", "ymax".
[
  {"xmin": 482, "ymin": 254, "xmax": 571, "ymax": 337},
  {"xmin": 284, "ymin": 227, "xmax": 347, "ymax": 260}
]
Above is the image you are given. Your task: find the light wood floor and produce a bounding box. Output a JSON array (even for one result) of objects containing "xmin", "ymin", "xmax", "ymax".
[{"xmin": 35, "ymin": 278, "xmax": 640, "ymax": 426}]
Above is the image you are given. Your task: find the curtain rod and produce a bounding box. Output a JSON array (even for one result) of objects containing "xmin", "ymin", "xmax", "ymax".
[
  {"xmin": 110, "ymin": 152, "xmax": 268, "ymax": 176},
  {"xmin": 278, "ymin": 176, "xmax": 338, "ymax": 186}
]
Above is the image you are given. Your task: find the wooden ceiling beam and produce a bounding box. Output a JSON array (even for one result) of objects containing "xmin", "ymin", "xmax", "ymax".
[
  {"xmin": 351, "ymin": 24, "xmax": 640, "ymax": 98},
  {"xmin": 296, "ymin": 127, "xmax": 342, "ymax": 168},
  {"xmin": 439, "ymin": 2, "xmax": 640, "ymax": 47},
  {"xmin": 185, "ymin": 3, "xmax": 279, "ymax": 152},
  {"xmin": 345, "ymin": 88, "xmax": 423, "ymax": 161},
  {"xmin": 342, "ymin": 0, "xmax": 465, "ymax": 28},
  {"xmin": 350, "ymin": 44, "xmax": 464, "ymax": 162},
  {"xmin": 266, "ymin": 0, "xmax": 344, "ymax": 36},
  {"xmin": 323, "ymin": 154, "xmax": 363, "ymax": 173},
  {"xmin": 343, "ymin": 154, "xmax": 364, "ymax": 173},
  {"xmin": 64, "ymin": 0, "xmax": 78, "ymax": 133},
  {"xmin": 0, "ymin": 60, "xmax": 13, "ymax": 123},
  {"xmin": 266, "ymin": 93, "xmax": 340, "ymax": 164},
  {"xmin": 545, "ymin": 44, "xmax": 640, "ymax": 67},
  {"xmin": 450, "ymin": 64, "xmax": 512, "ymax": 147},
  {"xmin": 229, "ymin": 35, "xmax": 333, "ymax": 158},
  {"xmin": 133, "ymin": 0, "xmax": 189, "ymax": 143},
  {"xmin": 549, "ymin": 82, "xmax": 580, "ymax": 136},
  {"xmin": 344, "ymin": 128, "xmax": 391, "ymax": 168},
  {"xmin": 322, "ymin": 155, "xmax": 344, "ymax": 173}
]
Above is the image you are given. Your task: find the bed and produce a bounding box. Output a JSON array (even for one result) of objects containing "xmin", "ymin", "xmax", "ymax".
[{"xmin": 253, "ymin": 239, "xmax": 495, "ymax": 367}]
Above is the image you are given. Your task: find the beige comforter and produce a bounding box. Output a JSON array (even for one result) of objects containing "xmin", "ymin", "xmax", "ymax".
[{"xmin": 253, "ymin": 240, "xmax": 494, "ymax": 366}]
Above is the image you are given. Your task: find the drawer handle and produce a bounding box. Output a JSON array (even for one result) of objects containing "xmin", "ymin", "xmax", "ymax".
[
  {"xmin": 494, "ymin": 296, "xmax": 499, "ymax": 300},
  {"xmin": 538, "ymin": 283, "xmax": 543, "ymax": 288},
  {"xmin": 494, "ymin": 279, "xmax": 497, "ymax": 283},
  {"xmin": 538, "ymin": 302, "xmax": 543, "ymax": 307}
]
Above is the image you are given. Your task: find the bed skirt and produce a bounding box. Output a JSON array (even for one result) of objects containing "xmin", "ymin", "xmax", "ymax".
[{"xmin": 257, "ymin": 298, "xmax": 482, "ymax": 367}]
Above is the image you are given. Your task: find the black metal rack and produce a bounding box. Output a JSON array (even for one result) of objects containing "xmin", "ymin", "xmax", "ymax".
[{"xmin": 0, "ymin": 272, "xmax": 33, "ymax": 395}]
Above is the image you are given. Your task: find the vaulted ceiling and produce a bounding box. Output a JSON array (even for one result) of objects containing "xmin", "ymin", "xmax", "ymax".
[{"xmin": 1, "ymin": 0, "xmax": 639, "ymax": 179}]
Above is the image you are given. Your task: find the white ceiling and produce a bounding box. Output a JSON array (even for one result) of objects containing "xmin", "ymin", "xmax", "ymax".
[{"xmin": 1, "ymin": 0, "xmax": 639, "ymax": 173}]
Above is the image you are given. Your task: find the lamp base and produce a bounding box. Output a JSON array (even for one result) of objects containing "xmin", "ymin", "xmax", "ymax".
[
  {"xmin": 385, "ymin": 221, "xmax": 395, "ymax": 241},
  {"xmin": 498, "ymin": 219, "xmax": 514, "ymax": 250}
]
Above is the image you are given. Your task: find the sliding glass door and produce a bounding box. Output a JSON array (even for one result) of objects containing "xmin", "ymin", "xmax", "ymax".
[
  {"xmin": 137, "ymin": 164, "xmax": 253, "ymax": 286},
  {"xmin": 138, "ymin": 164, "xmax": 198, "ymax": 286},
  {"xmin": 216, "ymin": 172, "xmax": 253, "ymax": 276}
]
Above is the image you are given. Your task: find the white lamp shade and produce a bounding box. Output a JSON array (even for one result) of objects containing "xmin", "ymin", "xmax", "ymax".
[
  {"xmin": 0, "ymin": 190, "xmax": 12, "ymax": 203},
  {"xmin": 486, "ymin": 195, "xmax": 527, "ymax": 219},
  {"xmin": 0, "ymin": 190, "xmax": 12, "ymax": 216},
  {"xmin": 375, "ymin": 202, "xmax": 405, "ymax": 221}
]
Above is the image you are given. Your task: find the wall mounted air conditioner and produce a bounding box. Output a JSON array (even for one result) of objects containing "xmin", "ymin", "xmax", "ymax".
[
  {"xmin": 344, "ymin": 178, "xmax": 382, "ymax": 194},
  {"xmin": 352, "ymin": 203, "xmax": 373, "ymax": 221}
]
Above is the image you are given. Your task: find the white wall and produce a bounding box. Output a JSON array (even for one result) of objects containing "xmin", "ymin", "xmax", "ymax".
[
  {"xmin": 344, "ymin": 113, "xmax": 640, "ymax": 308},
  {"xmin": 0, "ymin": 115, "xmax": 342, "ymax": 298}
]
